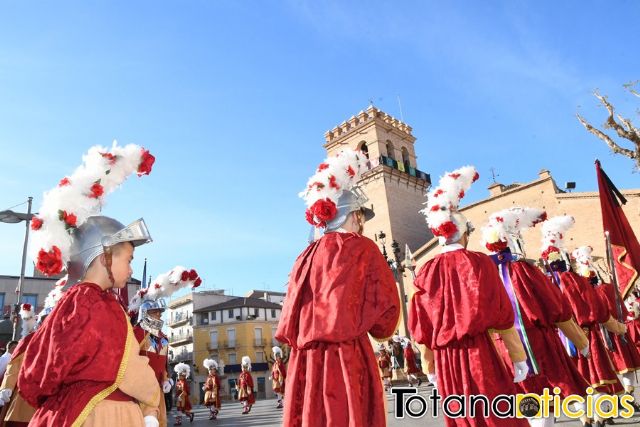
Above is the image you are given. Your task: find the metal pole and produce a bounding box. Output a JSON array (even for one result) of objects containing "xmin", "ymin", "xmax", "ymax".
[{"xmin": 13, "ymin": 197, "xmax": 32, "ymax": 340}]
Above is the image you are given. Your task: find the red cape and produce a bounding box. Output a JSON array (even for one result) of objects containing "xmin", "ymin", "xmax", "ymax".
[
  {"xmin": 495, "ymin": 261, "xmax": 588, "ymax": 397},
  {"xmin": 18, "ymin": 283, "xmax": 130, "ymax": 427},
  {"xmin": 560, "ymin": 272, "xmax": 621, "ymax": 391},
  {"xmin": 275, "ymin": 232, "xmax": 400, "ymax": 427},
  {"xmin": 409, "ymin": 248, "xmax": 527, "ymax": 427}
]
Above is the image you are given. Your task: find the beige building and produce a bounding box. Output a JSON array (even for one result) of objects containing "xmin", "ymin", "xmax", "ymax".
[{"xmin": 411, "ymin": 169, "xmax": 640, "ymax": 286}]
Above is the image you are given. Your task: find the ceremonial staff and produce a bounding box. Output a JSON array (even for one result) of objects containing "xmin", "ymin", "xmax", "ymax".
[{"xmin": 605, "ymin": 231, "xmax": 628, "ymax": 345}]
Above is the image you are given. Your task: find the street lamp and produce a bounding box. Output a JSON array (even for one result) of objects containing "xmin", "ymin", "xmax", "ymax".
[
  {"xmin": 377, "ymin": 231, "xmax": 389, "ymax": 262},
  {"xmin": 376, "ymin": 231, "xmax": 410, "ymax": 339},
  {"xmin": 0, "ymin": 197, "xmax": 34, "ymax": 340}
]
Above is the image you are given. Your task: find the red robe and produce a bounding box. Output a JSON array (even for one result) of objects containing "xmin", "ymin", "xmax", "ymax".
[
  {"xmin": 17, "ymin": 283, "xmax": 131, "ymax": 426},
  {"xmin": 377, "ymin": 352, "xmax": 392, "ymax": 378},
  {"xmin": 204, "ymin": 373, "xmax": 221, "ymax": 408},
  {"xmin": 238, "ymin": 371, "xmax": 255, "ymax": 405},
  {"xmin": 493, "ymin": 259, "xmax": 589, "ymax": 397},
  {"xmin": 595, "ymin": 282, "xmax": 640, "ymax": 373},
  {"xmin": 275, "ymin": 232, "xmax": 400, "ymax": 427},
  {"xmin": 559, "ymin": 272, "xmax": 622, "ymax": 392},
  {"xmin": 133, "ymin": 325, "xmax": 168, "ymax": 385},
  {"xmin": 271, "ymin": 359, "xmax": 286, "ymax": 394},
  {"xmin": 403, "ymin": 346, "xmax": 420, "ymax": 375},
  {"xmin": 409, "ymin": 247, "xmax": 528, "ymax": 427},
  {"xmin": 176, "ymin": 378, "xmax": 192, "ymax": 412},
  {"xmin": 626, "ymin": 296, "xmax": 640, "ymax": 353}
]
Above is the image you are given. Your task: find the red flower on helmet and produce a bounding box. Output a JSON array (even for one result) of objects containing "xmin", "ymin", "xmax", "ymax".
[
  {"xmin": 449, "ymin": 173, "xmax": 461, "ymax": 179},
  {"xmin": 472, "ymin": 171, "xmax": 480, "ymax": 182},
  {"xmin": 305, "ymin": 198, "xmax": 337, "ymax": 227},
  {"xmin": 31, "ymin": 216, "xmax": 43, "ymax": 230},
  {"xmin": 432, "ymin": 221, "xmax": 458, "ymax": 238},
  {"xmin": 188, "ymin": 269, "xmax": 198, "ymax": 281},
  {"xmin": 37, "ymin": 246, "xmax": 63, "ymax": 276},
  {"xmin": 59, "ymin": 210, "xmax": 77, "ymax": 229},
  {"xmin": 154, "ymin": 283, "xmax": 161, "ymax": 289},
  {"xmin": 89, "ymin": 182, "xmax": 104, "ymax": 199},
  {"xmin": 59, "ymin": 177, "xmax": 71, "ymax": 187},
  {"xmin": 430, "ymin": 205, "xmax": 440, "ymax": 212},
  {"xmin": 458, "ymin": 190, "xmax": 465, "ymax": 199},
  {"xmin": 485, "ymin": 240, "xmax": 508, "ymax": 253},
  {"xmin": 100, "ymin": 152, "xmax": 117, "ymax": 165},
  {"xmin": 137, "ymin": 149, "xmax": 155, "ymax": 176},
  {"xmin": 346, "ymin": 166, "xmax": 356, "ymax": 177},
  {"xmin": 541, "ymin": 246, "xmax": 560, "ymax": 260},
  {"xmin": 433, "ymin": 189, "xmax": 444, "ymax": 198},
  {"xmin": 317, "ymin": 163, "xmax": 329, "ymax": 172},
  {"xmin": 328, "ymin": 175, "xmax": 340, "ymax": 190},
  {"xmin": 193, "ymin": 277, "xmax": 203, "ymax": 288},
  {"xmin": 22, "ymin": 303, "xmax": 32, "ymax": 311},
  {"xmin": 181, "ymin": 271, "xmax": 190, "ymax": 282},
  {"xmin": 495, "ymin": 216, "xmax": 504, "ymax": 223}
]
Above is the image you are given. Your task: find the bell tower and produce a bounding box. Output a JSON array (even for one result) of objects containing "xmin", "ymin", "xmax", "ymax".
[{"xmin": 323, "ymin": 106, "xmax": 432, "ymax": 337}]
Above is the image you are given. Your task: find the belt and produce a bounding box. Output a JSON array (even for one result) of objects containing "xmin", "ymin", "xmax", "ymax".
[{"xmin": 106, "ymin": 389, "xmax": 135, "ymax": 402}]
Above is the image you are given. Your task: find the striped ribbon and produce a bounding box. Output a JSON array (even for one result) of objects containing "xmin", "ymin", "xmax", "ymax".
[{"xmin": 551, "ymin": 270, "xmax": 578, "ymax": 357}]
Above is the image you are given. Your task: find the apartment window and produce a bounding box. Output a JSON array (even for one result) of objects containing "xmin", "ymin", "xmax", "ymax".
[
  {"xmin": 228, "ymin": 353, "xmax": 236, "ymax": 365},
  {"xmin": 254, "ymin": 327, "xmax": 262, "ymax": 346},
  {"xmin": 272, "ymin": 326, "xmax": 279, "ymax": 345},
  {"xmin": 210, "ymin": 311, "xmax": 217, "ymax": 321},
  {"xmin": 228, "ymin": 309, "xmax": 233, "ymax": 318},
  {"xmin": 255, "ymin": 351, "xmax": 264, "ymax": 362},
  {"xmin": 210, "ymin": 331, "xmax": 218, "ymax": 349},
  {"xmin": 253, "ymin": 308, "xmax": 259, "ymax": 317},
  {"xmin": 227, "ymin": 329, "xmax": 236, "ymax": 348},
  {"xmin": 21, "ymin": 294, "xmax": 38, "ymax": 308},
  {"xmin": 271, "ymin": 309, "xmax": 276, "ymax": 318}
]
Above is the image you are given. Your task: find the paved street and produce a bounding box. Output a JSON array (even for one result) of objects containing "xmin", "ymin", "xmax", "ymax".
[{"xmin": 172, "ymin": 382, "xmax": 640, "ymax": 426}]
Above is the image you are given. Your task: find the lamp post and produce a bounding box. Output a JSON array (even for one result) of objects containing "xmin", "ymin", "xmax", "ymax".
[
  {"xmin": 0, "ymin": 197, "xmax": 34, "ymax": 340},
  {"xmin": 376, "ymin": 231, "xmax": 410, "ymax": 339}
]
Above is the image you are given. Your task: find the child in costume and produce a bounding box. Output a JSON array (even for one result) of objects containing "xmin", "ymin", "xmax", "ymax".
[
  {"xmin": 202, "ymin": 359, "xmax": 221, "ymax": 420},
  {"xmin": 237, "ymin": 356, "xmax": 255, "ymax": 415},
  {"xmin": 173, "ymin": 363, "xmax": 194, "ymax": 425}
]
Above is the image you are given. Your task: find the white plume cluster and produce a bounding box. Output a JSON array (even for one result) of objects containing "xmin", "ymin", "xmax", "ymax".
[
  {"xmin": 128, "ymin": 266, "xmax": 202, "ymax": 314},
  {"xmin": 540, "ymin": 215, "xmax": 575, "ymax": 253},
  {"xmin": 174, "ymin": 362, "xmax": 191, "ymax": 378}
]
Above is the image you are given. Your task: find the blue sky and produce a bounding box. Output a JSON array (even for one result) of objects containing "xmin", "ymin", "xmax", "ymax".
[{"xmin": 1, "ymin": 0, "xmax": 638, "ymax": 297}]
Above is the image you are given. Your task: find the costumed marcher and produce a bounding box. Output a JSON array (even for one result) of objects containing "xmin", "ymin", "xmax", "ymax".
[
  {"xmin": 626, "ymin": 291, "xmax": 640, "ymax": 354},
  {"xmin": 401, "ymin": 338, "xmax": 422, "ymax": 387},
  {"xmin": 173, "ymin": 363, "xmax": 194, "ymax": 425},
  {"xmin": 0, "ymin": 343, "xmax": 17, "ymax": 382},
  {"xmin": 270, "ymin": 346, "xmax": 286, "ymax": 409},
  {"xmin": 275, "ymin": 149, "xmax": 400, "ymax": 427},
  {"xmin": 377, "ymin": 345, "xmax": 392, "ymax": 392},
  {"xmin": 573, "ymin": 246, "xmax": 640, "ymax": 405},
  {"xmin": 238, "ymin": 356, "xmax": 255, "ymax": 415},
  {"xmin": 409, "ymin": 165, "xmax": 529, "ymax": 427},
  {"xmin": 202, "ymin": 359, "xmax": 221, "ymax": 420},
  {"xmin": 17, "ymin": 143, "xmax": 162, "ymax": 427},
  {"xmin": 129, "ymin": 267, "xmax": 203, "ymax": 427},
  {"xmin": 541, "ymin": 217, "xmax": 626, "ymax": 427},
  {"xmin": 482, "ymin": 208, "xmax": 591, "ymax": 427},
  {"xmin": 0, "ymin": 279, "xmax": 67, "ymax": 427},
  {"xmin": 389, "ymin": 335, "xmax": 403, "ymax": 370}
]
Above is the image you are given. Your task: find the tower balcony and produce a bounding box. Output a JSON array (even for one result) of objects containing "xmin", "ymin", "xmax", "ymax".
[{"xmin": 373, "ymin": 155, "xmax": 430, "ymax": 184}]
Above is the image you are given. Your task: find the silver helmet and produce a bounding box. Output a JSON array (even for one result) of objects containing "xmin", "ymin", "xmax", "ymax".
[
  {"xmin": 138, "ymin": 297, "xmax": 166, "ymax": 336},
  {"xmin": 66, "ymin": 216, "xmax": 152, "ymax": 286},
  {"xmin": 325, "ymin": 187, "xmax": 375, "ymax": 232}
]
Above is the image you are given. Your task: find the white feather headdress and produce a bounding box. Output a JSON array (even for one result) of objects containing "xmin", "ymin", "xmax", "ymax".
[
  {"xmin": 572, "ymin": 246, "xmax": 595, "ymax": 278},
  {"xmin": 241, "ymin": 355, "xmax": 252, "ymax": 370},
  {"xmin": 203, "ymin": 358, "xmax": 219, "ymax": 370},
  {"xmin": 481, "ymin": 207, "xmax": 547, "ymax": 253},
  {"xmin": 540, "ymin": 215, "xmax": 575, "ymax": 261},
  {"xmin": 29, "ymin": 142, "xmax": 155, "ymax": 276},
  {"xmin": 422, "ymin": 165, "xmax": 479, "ymax": 243},
  {"xmin": 128, "ymin": 266, "xmax": 202, "ymax": 314},
  {"xmin": 174, "ymin": 362, "xmax": 191, "ymax": 378},
  {"xmin": 272, "ymin": 346, "xmax": 283, "ymax": 357},
  {"xmin": 299, "ymin": 149, "xmax": 369, "ymax": 228}
]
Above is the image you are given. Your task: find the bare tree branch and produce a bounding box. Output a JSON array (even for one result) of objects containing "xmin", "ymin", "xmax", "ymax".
[
  {"xmin": 617, "ymin": 114, "xmax": 640, "ymax": 137},
  {"xmin": 595, "ymin": 92, "xmax": 640, "ymax": 145},
  {"xmin": 576, "ymin": 112, "xmax": 636, "ymax": 158},
  {"xmin": 623, "ymin": 80, "xmax": 640, "ymax": 98}
]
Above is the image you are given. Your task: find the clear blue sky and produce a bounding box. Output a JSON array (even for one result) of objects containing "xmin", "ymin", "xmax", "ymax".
[{"xmin": 1, "ymin": 1, "xmax": 638, "ymax": 296}]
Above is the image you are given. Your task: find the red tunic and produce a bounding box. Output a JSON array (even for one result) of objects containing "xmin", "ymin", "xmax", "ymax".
[
  {"xmin": 595, "ymin": 282, "xmax": 640, "ymax": 373},
  {"xmin": 271, "ymin": 359, "xmax": 286, "ymax": 394},
  {"xmin": 403, "ymin": 346, "xmax": 420, "ymax": 375},
  {"xmin": 559, "ymin": 272, "xmax": 622, "ymax": 392},
  {"xmin": 238, "ymin": 371, "xmax": 255, "ymax": 405},
  {"xmin": 176, "ymin": 378, "xmax": 192, "ymax": 412},
  {"xmin": 409, "ymin": 247, "xmax": 528, "ymax": 427},
  {"xmin": 377, "ymin": 352, "xmax": 392, "ymax": 378},
  {"xmin": 133, "ymin": 325, "xmax": 168, "ymax": 385},
  {"xmin": 275, "ymin": 232, "xmax": 400, "ymax": 427},
  {"xmin": 493, "ymin": 260, "xmax": 589, "ymax": 397},
  {"xmin": 17, "ymin": 283, "xmax": 130, "ymax": 426},
  {"xmin": 204, "ymin": 373, "xmax": 221, "ymax": 408}
]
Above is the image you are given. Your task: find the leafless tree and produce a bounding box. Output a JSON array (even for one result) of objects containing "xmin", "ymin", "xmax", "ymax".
[{"xmin": 577, "ymin": 81, "xmax": 640, "ymax": 169}]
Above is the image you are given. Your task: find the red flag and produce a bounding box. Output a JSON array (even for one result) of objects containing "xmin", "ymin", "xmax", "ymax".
[{"xmin": 596, "ymin": 160, "xmax": 640, "ymax": 298}]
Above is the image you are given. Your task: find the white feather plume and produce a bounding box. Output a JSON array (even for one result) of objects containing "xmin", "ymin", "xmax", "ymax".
[
  {"xmin": 128, "ymin": 266, "xmax": 201, "ymax": 313},
  {"xmin": 174, "ymin": 362, "xmax": 191, "ymax": 378},
  {"xmin": 540, "ymin": 215, "xmax": 575, "ymax": 252},
  {"xmin": 203, "ymin": 358, "xmax": 218, "ymax": 370}
]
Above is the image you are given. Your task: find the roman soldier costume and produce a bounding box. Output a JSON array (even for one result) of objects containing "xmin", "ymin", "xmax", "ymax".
[
  {"xmin": 202, "ymin": 358, "xmax": 221, "ymax": 420},
  {"xmin": 275, "ymin": 149, "xmax": 400, "ymax": 427},
  {"xmin": 401, "ymin": 338, "xmax": 422, "ymax": 387},
  {"xmin": 409, "ymin": 165, "xmax": 529, "ymax": 427},
  {"xmin": 17, "ymin": 143, "xmax": 161, "ymax": 427},
  {"xmin": 173, "ymin": 363, "xmax": 194, "ymax": 425},
  {"xmin": 377, "ymin": 345, "xmax": 392, "ymax": 392},
  {"xmin": 270, "ymin": 346, "xmax": 286, "ymax": 409},
  {"xmin": 238, "ymin": 356, "xmax": 255, "ymax": 415}
]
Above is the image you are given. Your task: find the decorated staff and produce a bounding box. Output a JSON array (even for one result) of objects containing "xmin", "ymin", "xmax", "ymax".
[
  {"xmin": 409, "ymin": 165, "xmax": 529, "ymax": 427},
  {"xmin": 238, "ymin": 356, "xmax": 255, "ymax": 415},
  {"xmin": 482, "ymin": 208, "xmax": 590, "ymax": 427},
  {"xmin": 17, "ymin": 142, "xmax": 161, "ymax": 427},
  {"xmin": 270, "ymin": 346, "xmax": 286, "ymax": 409},
  {"xmin": 275, "ymin": 149, "xmax": 399, "ymax": 427},
  {"xmin": 202, "ymin": 359, "xmax": 221, "ymax": 420},
  {"xmin": 129, "ymin": 266, "xmax": 202, "ymax": 427}
]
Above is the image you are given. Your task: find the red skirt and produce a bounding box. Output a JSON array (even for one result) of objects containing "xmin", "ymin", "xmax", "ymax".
[
  {"xmin": 497, "ymin": 326, "xmax": 589, "ymax": 398},
  {"xmin": 607, "ymin": 329, "xmax": 640, "ymax": 374},
  {"xmin": 575, "ymin": 325, "xmax": 621, "ymax": 393},
  {"xmin": 435, "ymin": 332, "xmax": 529, "ymax": 427}
]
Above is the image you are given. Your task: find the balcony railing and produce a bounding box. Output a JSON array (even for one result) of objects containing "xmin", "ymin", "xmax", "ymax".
[
  {"xmin": 374, "ymin": 155, "xmax": 430, "ymax": 183},
  {"xmin": 169, "ymin": 352, "xmax": 193, "ymax": 363},
  {"xmin": 207, "ymin": 342, "xmax": 219, "ymax": 351},
  {"xmin": 168, "ymin": 315, "xmax": 192, "ymax": 327},
  {"xmin": 169, "ymin": 333, "xmax": 193, "ymax": 345},
  {"xmin": 254, "ymin": 338, "xmax": 265, "ymax": 347},
  {"xmin": 225, "ymin": 340, "xmax": 236, "ymax": 349}
]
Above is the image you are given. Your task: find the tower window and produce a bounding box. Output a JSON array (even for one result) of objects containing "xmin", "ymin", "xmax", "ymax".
[
  {"xmin": 359, "ymin": 142, "xmax": 369, "ymax": 159},
  {"xmin": 385, "ymin": 141, "xmax": 395, "ymax": 159},
  {"xmin": 401, "ymin": 147, "xmax": 411, "ymax": 170}
]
